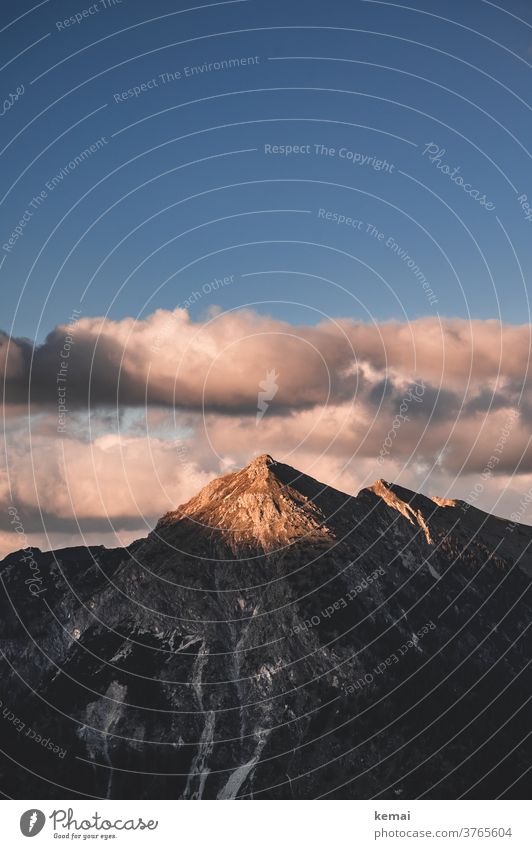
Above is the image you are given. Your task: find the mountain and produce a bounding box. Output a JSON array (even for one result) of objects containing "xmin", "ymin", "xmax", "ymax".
[{"xmin": 1, "ymin": 454, "xmax": 531, "ymax": 799}]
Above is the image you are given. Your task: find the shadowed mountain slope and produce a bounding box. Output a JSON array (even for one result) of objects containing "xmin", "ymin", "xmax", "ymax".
[{"xmin": 1, "ymin": 455, "xmax": 531, "ymax": 799}]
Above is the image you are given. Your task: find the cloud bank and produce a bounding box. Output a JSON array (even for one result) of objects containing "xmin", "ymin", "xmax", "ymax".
[
  {"xmin": 1, "ymin": 308, "xmax": 531, "ymax": 556},
  {"xmin": 2, "ymin": 309, "xmax": 531, "ymax": 412}
]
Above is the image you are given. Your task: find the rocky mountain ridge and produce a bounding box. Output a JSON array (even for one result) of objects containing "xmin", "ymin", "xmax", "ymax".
[{"xmin": 1, "ymin": 454, "xmax": 530, "ymax": 799}]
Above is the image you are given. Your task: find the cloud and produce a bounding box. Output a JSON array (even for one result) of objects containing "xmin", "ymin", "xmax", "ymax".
[
  {"xmin": 1, "ymin": 309, "xmax": 532, "ymax": 557},
  {"xmin": 0, "ymin": 419, "xmax": 212, "ymax": 556},
  {"xmin": 3, "ymin": 310, "xmax": 530, "ymax": 415}
]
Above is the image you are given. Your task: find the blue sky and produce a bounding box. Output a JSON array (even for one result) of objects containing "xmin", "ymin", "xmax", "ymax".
[{"xmin": 2, "ymin": 0, "xmax": 532, "ymax": 341}]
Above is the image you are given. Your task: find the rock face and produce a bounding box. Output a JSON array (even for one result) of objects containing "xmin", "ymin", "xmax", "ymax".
[{"xmin": 1, "ymin": 454, "xmax": 531, "ymax": 799}]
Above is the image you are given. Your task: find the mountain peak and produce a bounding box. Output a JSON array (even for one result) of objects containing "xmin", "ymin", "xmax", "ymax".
[
  {"xmin": 156, "ymin": 454, "xmax": 349, "ymax": 553},
  {"xmin": 248, "ymin": 452, "xmax": 275, "ymax": 468},
  {"xmin": 242, "ymin": 452, "xmax": 276, "ymax": 482},
  {"xmin": 365, "ymin": 477, "xmax": 434, "ymax": 543}
]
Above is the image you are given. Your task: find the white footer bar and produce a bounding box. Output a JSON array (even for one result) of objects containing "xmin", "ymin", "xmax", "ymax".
[{"xmin": 2, "ymin": 799, "xmax": 529, "ymax": 848}]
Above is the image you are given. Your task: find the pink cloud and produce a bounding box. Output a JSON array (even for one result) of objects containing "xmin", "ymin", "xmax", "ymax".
[{"xmin": 2, "ymin": 310, "xmax": 530, "ymax": 413}]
